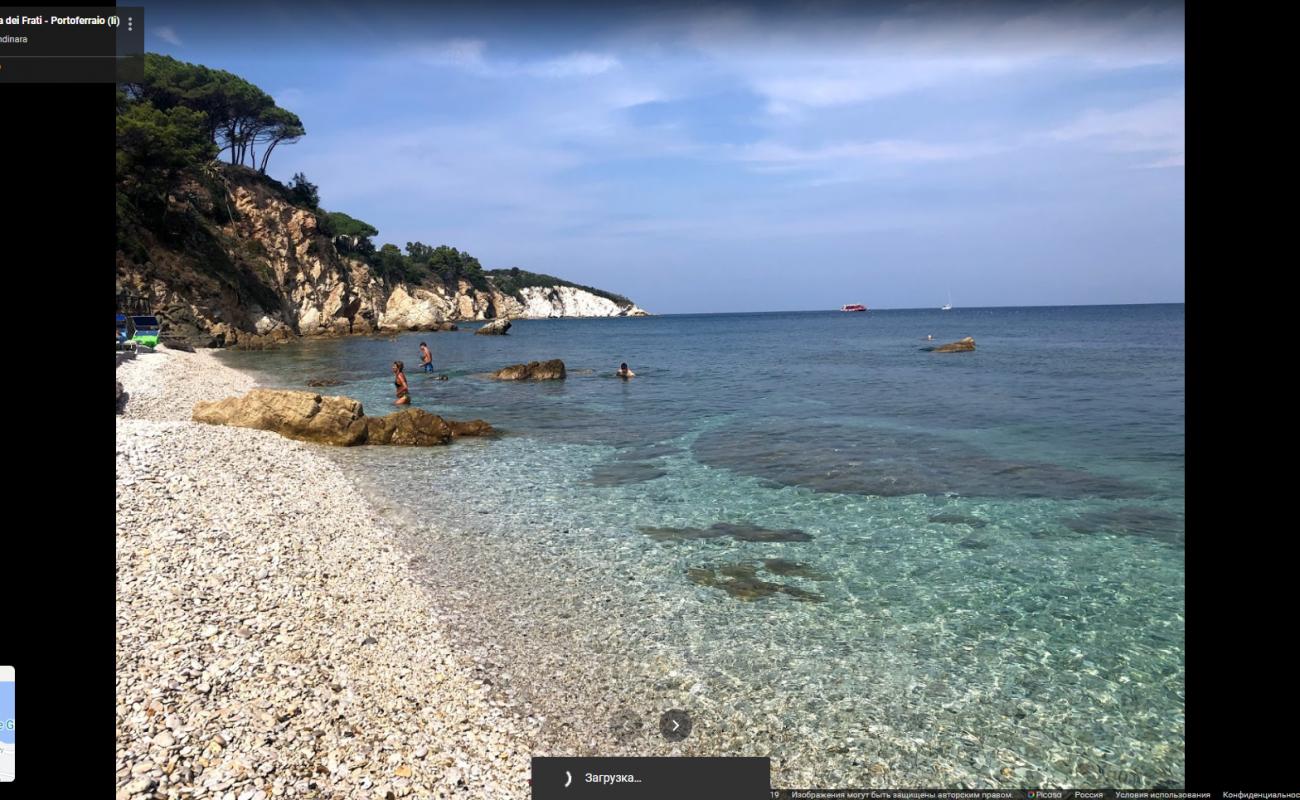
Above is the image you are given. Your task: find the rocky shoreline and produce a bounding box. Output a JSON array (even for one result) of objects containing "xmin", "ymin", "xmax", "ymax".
[{"xmin": 116, "ymin": 348, "xmax": 538, "ymax": 799}]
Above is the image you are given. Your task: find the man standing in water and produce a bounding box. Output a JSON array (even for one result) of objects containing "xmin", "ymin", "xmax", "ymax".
[{"xmin": 419, "ymin": 342, "xmax": 434, "ymax": 373}]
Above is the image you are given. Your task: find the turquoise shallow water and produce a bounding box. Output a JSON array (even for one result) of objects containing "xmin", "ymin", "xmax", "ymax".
[{"xmin": 219, "ymin": 305, "xmax": 1184, "ymax": 787}]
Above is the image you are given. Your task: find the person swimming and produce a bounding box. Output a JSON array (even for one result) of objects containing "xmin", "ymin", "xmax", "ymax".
[
  {"xmin": 419, "ymin": 341, "xmax": 434, "ymax": 373},
  {"xmin": 392, "ymin": 361, "xmax": 411, "ymax": 405},
  {"xmin": 616, "ymin": 362, "xmax": 635, "ymax": 379}
]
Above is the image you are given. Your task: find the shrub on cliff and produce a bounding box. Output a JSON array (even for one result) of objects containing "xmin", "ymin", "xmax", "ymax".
[{"xmin": 288, "ymin": 173, "xmax": 320, "ymax": 209}]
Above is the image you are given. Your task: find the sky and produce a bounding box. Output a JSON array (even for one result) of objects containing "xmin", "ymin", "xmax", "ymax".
[{"xmin": 142, "ymin": 1, "xmax": 1185, "ymax": 313}]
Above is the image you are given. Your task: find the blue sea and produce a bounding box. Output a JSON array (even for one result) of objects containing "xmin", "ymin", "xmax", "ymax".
[{"xmin": 219, "ymin": 305, "xmax": 1185, "ymax": 788}]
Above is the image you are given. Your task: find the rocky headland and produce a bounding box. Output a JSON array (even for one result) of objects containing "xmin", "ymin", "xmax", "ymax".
[{"xmin": 117, "ymin": 168, "xmax": 647, "ymax": 350}]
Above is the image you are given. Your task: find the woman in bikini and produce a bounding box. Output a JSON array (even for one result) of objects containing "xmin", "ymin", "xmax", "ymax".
[{"xmin": 392, "ymin": 361, "xmax": 411, "ymax": 405}]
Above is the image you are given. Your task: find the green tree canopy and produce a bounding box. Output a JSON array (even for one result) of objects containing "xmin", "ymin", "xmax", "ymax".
[
  {"xmin": 323, "ymin": 211, "xmax": 379, "ymax": 255},
  {"xmin": 116, "ymin": 100, "xmax": 218, "ymax": 219},
  {"xmin": 406, "ymin": 243, "xmax": 487, "ymax": 290},
  {"xmin": 125, "ymin": 53, "xmax": 304, "ymax": 174}
]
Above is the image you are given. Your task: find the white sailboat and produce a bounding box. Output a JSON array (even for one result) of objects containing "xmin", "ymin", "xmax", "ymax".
[{"xmin": 941, "ymin": 290, "xmax": 952, "ymax": 311}]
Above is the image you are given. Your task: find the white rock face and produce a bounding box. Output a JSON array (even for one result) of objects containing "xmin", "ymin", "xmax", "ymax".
[
  {"xmin": 378, "ymin": 286, "xmax": 444, "ymax": 330},
  {"xmin": 253, "ymin": 313, "xmax": 283, "ymax": 335},
  {"xmin": 514, "ymin": 286, "xmax": 648, "ymax": 318}
]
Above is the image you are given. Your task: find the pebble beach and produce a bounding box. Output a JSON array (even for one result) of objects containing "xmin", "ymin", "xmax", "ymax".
[{"xmin": 115, "ymin": 348, "xmax": 538, "ymax": 799}]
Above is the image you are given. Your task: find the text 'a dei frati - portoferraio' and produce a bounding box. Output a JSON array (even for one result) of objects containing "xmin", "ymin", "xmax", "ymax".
[{"xmin": 0, "ymin": 7, "xmax": 144, "ymax": 83}]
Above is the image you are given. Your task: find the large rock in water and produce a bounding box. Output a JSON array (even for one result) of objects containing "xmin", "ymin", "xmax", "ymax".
[
  {"xmin": 192, "ymin": 388, "xmax": 494, "ymax": 446},
  {"xmin": 929, "ymin": 336, "xmax": 975, "ymax": 353},
  {"xmin": 492, "ymin": 359, "xmax": 566, "ymax": 380},
  {"xmin": 367, "ymin": 409, "xmax": 495, "ymax": 445},
  {"xmin": 475, "ymin": 318, "xmax": 511, "ymax": 335}
]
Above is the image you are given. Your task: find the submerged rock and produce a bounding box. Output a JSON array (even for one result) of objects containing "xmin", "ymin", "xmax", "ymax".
[
  {"xmin": 693, "ymin": 421, "xmax": 1149, "ymax": 500},
  {"xmin": 641, "ymin": 526, "xmax": 731, "ymax": 542},
  {"xmin": 587, "ymin": 461, "xmax": 668, "ymax": 486},
  {"xmin": 928, "ymin": 512, "xmax": 989, "ymax": 528},
  {"xmin": 492, "ymin": 359, "xmax": 566, "ymax": 380},
  {"xmin": 1063, "ymin": 506, "xmax": 1185, "ymax": 546},
  {"xmin": 762, "ymin": 558, "xmax": 830, "ymax": 580},
  {"xmin": 712, "ymin": 522, "xmax": 814, "ymax": 542},
  {"xmin": 306, "ymin": 377, "xmax": 345, "ymax": 387},
  {"xmin": 192, "ymin": 388, "xmax": 493, "ymax": 447},
  {"xmin": 615, "ymin": 442, "xmax": 683, "ymax": 460},
  {"xmin": 475, "ymin": 318, "xmax": 512, "ymax": 335},
  {"xmin": 958, "ymin": 537, "xmax": 991, "ymax": 549},
  {"xmin": 639, "ymin": 521, "xmax": 814, "ymax": 543},
  {"xmin": 686, "ymin": 561, "xmax": 825, "ymax": 602}
]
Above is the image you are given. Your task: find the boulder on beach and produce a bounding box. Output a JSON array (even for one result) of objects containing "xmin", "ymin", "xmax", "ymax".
[
  {"xmin": 923, "ymin": 336, "xmax": 975, "ymax": 353},
  {"xmin": 191, "ymin": 388, "xmax": 494, "ymax": 446},
  {"xmin": 475, "ymin": 318, "xmax": 512, "ymax": 335},
  {"xmin": 116, "ymin": 381, "xmax": 127, "ymax": 414},
  {"xmin": 194, "ymin": 389, "xmax": 369, "ymax": 445},
  {"xmin": 160, "ymin": 337, "xmax": 196, "ymax": 352},
  {"xmin": 492, "ymin": 359, "xmax": 566, "ymax": 380}
]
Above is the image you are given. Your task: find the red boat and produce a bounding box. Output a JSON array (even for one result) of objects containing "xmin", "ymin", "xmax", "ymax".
[{"xmin": 840, "ymin": 304, "xmax": 867, "ymax": 312}]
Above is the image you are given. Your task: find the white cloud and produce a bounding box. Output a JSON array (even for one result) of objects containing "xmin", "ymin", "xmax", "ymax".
[
  {"xmin": 154, "ymin": 26, "xmax": 182, "ymax": 46},
  {"xmin": 1048, "ymin": 95, "xmax": 1184, "ymax": 165},
  {"xmin": 414, "ymin": 38, "xmax": 487, "ymax": 70},
  {"xmin": 410, "ymin": 40, "xmax": 619, "ymax": 80},
  {"xmin": 1139, "ymin": 155, "xmax": 1185, "ymax": 169},
  {"xmin": 735, "ymin": 138, "xmax": 1004, "ymax": 169},
  {"xmin": 527, "ymin": 52, "xmax": 621, "ymax": 78},
  {"xmin": 651, "ymin": 5, "xmax": 1184, "ymax": 115}
]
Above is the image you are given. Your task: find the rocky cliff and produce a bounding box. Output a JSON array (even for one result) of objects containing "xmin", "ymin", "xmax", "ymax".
[{"xmin": 115, "ymin": 166, "xmax": 646, "ymax": 347}]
